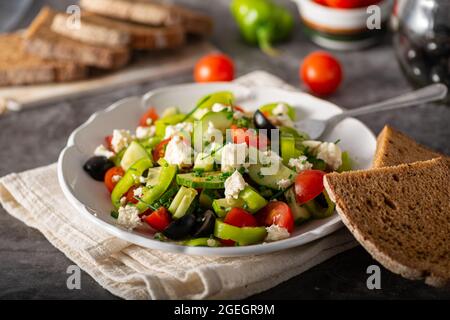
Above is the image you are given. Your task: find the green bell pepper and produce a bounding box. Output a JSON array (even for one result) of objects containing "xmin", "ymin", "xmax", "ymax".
[
  {"xmin": 214, "ymin": 220, "xmax": 267, "ymax": 245},
  {"xmin": 185, "ymin": 91, "xmax": 235, "ymax": 120},
  {"xmin": 230, "ymin": 0, "xmax": 294, "ymax": 56},
  {"xmin": 136, "ymin": 159, "xmax": 177, "ymax": 212},
  {"xmin": 182, "ymin": 238, "xmax": 220, "ymax": 247},
  {"xmin": 111, "ymin": 158, "xmax": 153, "ymax": 208}
]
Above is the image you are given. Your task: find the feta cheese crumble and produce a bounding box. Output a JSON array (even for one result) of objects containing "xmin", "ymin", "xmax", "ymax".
[
  {"xmin": 94, "ymin": 144, "xmax": 115, "ymax": 159},
  {"xmin": 277, "ymin": 178, "xmax": 292, "ymax": 190},
  {"xmin": 119, "ymin": 196, "xmax": 127, "ymax": 206},
  {"xmin": 133, "ymin": 187, "xmax": 143, "ymax": 198},
  {"xmin": 164, "ymin": 122, "xmax": 193, "ymax": 139},
  {"xmin": 303, "ymin": 140, "xmax": 342, "ymax": 170},
  {"xmin": 288, "ymin": 155, "xmax": 313, "ymax": 173},
  {"xmin": 111, "ymin": 129, "xmax": 132, "ymax": 153},
  {"xmin": 265, "ymin": 224, "xmax": 290, "ymax": 242},
  {"xmin": 117, "ymin": 205, "xmax": 142, "ymax": 230},
  {"xmin": 221, "ymin": 143, "xmax": 249, "ymax": 172},
  {"xmin": 139, "ymin": 176, "xmax": 147, "ymax": 184},
  {"xmin": 224, "ymin": 170, "xmax": 247, "ymax": 199},
  {"xmin": 164, "ymin": 135, "xmax": 193, "ymax": 166},
  {"xmin": 136, "ymin": 126, "xmax": 155, "ymax": 139},
  {"xmin": 112, "ymin": 175, "xmax": 122, "ymax": 183},
  {"xmin": 273, "ymin": 103, "xmax": 289, "ymax": 116}
]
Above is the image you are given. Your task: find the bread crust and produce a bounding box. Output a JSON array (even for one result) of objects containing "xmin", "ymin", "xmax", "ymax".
[
  {"xmin": 24, "ymin": 7, "xmax": 130, "ymax": 69},
  {"xmin": 324, "ymin": 158, "xmax": 450, "ymax": 287}
]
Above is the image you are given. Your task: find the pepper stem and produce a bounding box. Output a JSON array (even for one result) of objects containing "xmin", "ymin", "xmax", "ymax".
[{"xmin": 257, "ymin": 27, "xmax": 279, "ymax": 57}]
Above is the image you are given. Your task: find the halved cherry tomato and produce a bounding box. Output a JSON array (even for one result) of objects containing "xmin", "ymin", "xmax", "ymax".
[
  {"xmin": 224, "ymin": 208, "xmax": 258, "ymax": 227},
  {"xmin": 125, "ymin": 186, "xmax": 139, "ymax": 205},
  {"xmin": 144, "ymin": 207, "xmax": 171, "ymax": 231},
  {"xmin": 152, "ymin": 138, "xmax": 171, "ymax": 162},
  {"xmin": 230, "ymin": 125, "xmax": 267, "ymax": 149},
  {"xmin": 194, "ymin": 53, "xmax": 235, "ymax": 83},
  {"xmin": 313, "ymin": 0, "xmax": 328, "ymax": 5},
  {"xmin": 294, "ymin": 170, "xmax": 325, "ymax": 204},
  {"xmin": 221, "ymin": 208, "xmax": 258, "ymax": 246},
  {"xmin": 104, "ymin": 166, "xmax": 125, "ymax": 192},
  {"xmin": 105, "ymin": 135, "xmax": 113, "ymax": 151},
  {"xmin": 300, "ymin": 51, "xmax": 343, "ymax": 96},
  {"xmin": 139, "ymin": 107, "xmax": 159, "ymax": 127},
  {"xmin": 256, "ymin": 201, "xmax": 294, "ymax": 233}
]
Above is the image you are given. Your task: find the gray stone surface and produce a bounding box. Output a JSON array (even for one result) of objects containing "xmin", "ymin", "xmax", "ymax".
[{"xmin": 0, "ymin": 0, "xmax": 449, "ymax": 300}]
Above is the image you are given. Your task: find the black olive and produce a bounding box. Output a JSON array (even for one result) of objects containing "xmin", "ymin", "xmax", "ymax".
[
  {"xmin": 192, "ymin": 210, "xmax": 216, "ymax": 238},
  {"xmin": 83, "ymin": 156, "xmax": 114, "ymax": 181},
  {"xmin": 163, "ymin": 214, "xmax": 196, "ymax": 240},
  {"xmin": 253, "ymin": 110, "xmax": 277, "ymax": 139}
]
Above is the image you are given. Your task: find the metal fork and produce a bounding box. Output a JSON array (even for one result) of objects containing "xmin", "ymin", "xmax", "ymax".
[{"xmin": 295, "ymin": 84, "xmax": 448, "ymax": 140}]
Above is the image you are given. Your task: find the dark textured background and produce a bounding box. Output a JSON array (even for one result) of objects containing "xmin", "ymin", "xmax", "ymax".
[{"xmin": 0, "ymin": 0, "xmax": 449, "ymax": 299}]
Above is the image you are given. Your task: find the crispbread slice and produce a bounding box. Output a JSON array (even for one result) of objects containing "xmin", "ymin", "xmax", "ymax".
[
  {"xmin": 79, "ymin": 0, "xmax": 213, "ymax": 36},
  {"xmin": 0, "ymin": 33, "xmax": 86, "ymax": 86},
  {"xmin": 51, "ymin": 12, "xmax": 185, "ymax": 50},
  {"xmin": 24, "ymin": 7, "xmax": 130, "ymax": 69},
  {"xmin": 373, "ymin": 125, "xmax": 444, "ymax": 168},
  {"xmin": 324, "ymin": 158, "xmax": 450, "ymax": 287}
]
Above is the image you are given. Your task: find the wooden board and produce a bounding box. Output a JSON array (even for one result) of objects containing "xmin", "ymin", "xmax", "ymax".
[{"xmin": 0, "ymin": 41, "xmax": 216, "ymax": 114}]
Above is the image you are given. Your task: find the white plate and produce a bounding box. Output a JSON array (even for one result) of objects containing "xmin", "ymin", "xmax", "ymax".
[{"xmin": 58, "ymin": 83, "xmax": 376, "ymax": 256}]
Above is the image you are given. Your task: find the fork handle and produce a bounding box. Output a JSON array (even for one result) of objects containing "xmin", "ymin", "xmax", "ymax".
[{"xmin": 326, "ymin": 83, "xmax": 448, "ymax": 126}]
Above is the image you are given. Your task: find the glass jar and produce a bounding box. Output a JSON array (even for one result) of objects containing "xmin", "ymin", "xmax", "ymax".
[{"xmin": 392, "ymin": 0, "xmax": 450, "ymax": 102}]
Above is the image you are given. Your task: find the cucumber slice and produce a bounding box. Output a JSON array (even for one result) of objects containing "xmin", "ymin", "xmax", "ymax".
[
  {"xmin": 194, "ymin": 152, "xmax": 215, "ymax": 172},
  {"xmin": 177, "ymin": 171, "xmax": 227, "ymax": 189},
  {"xmin": 192, "ymin": 111, "xmax": 232, "ymax": 150},
  {"xmin": 238, "ymin": 186, "xmax": 268, "ymax": 213},
  {"xmin": 285, "ymin": 187, "xmax": 311, "ymax": 224},
  {"xmin": 145, "ymin": 167, "xmax": 162, "ymax": 187},
  {"xmin": 191, "ymin": 91, "xmax": 235, "ymax": 120},
  {"xmin": 154, "ymin": 113, "xmax": 187, "ymax": 137},
  {"xmin": 168, "ymin": 186, "xmax": 198, "ymax": 219},
  {"xmin": 212, "ymin": 198, "xmax": 245, "ymax": 218},
  {"xmin": 161, "ymin": 106, "xmax": 179, "ymax": 118},
  {"xmin": 248, "ymin": 162, "xmax": 295, "ymax": 190},
  {"xmin": 120, "ymin": 141, "xmax": 152, "ymax": 171},
  {"xmin": 260, "ymin": 102, "xmax": 296, "ymax": 120}
]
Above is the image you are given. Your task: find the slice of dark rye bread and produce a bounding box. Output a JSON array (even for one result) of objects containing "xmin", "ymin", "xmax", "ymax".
[
  {"xmin": 0, "ymin": 33, "xmax": 86, "ymax": 86},
  {"xmin": 24, "ymin": 7, "xmax": 130, "ymax": 69},
  {"xmin": 51, "ymin": 12, "xmax": 185, "ymax": 50},
  {"xmin": 324, "ymin": 158, "xmax": 450, "ymax": 287},
  {"xmin": 79, "ymin": 0, "xmax": 213, "ymax": 36},
  {"xmin": 373, "ymin": 125, "xmax": 447, "ymax": 168}
]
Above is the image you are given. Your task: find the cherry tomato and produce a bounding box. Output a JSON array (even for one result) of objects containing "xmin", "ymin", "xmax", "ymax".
[
  {"xmin": 256, "ymin": 201, "xmax": 294, "ymax": 233},
  {"xmin": 125, "ymin": 186, "xmax": 139, "ymax": 205},
  {"xmin": 325, "ymin": 0, "xmax": 380, "ymax": 8},
  {"xmin": 313, "ymin": 0, "xmax": 328, "ymax": 5},
  {"xmin": 105, "ymin": 135, "xmax": 113, "ymax": 151},
  {"xmin": 294, "ymin": 170, "xmax": 325, "ymax": 204},
  {"xmin": 152, "ymin": 138, "xmax": 171, "ymax": 162},
  {"xmin": 194, "ymin": 53, "xmax": 235, "ymax": 83},
  {"xmin": 139, "ymin": 107, "xmax": 159, "ymax": 127},
  {"xmin": 224, "ymin": 208, "xmax": 258, "ymax": 227},
  {"xmin": 144, "ymin": 207, "xmax": 171, "ymax": 231},
  {"xmin": 300, "ymin": 51, "xmax": 343, "ymax": 96},
  {"xmin": 104, "ymin": 166, "xmax": 125, "ymax": 192},
  {"xmin": 221, "ymin": 208, "xmax": 258, "ymax": 246}
]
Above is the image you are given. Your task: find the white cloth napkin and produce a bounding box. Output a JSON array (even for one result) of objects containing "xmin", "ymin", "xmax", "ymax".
[{"xmin": 0, "ymin": 71, "xmax": 357, "ymax": 299}]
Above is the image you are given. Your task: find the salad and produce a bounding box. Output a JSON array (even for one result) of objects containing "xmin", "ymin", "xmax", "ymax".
[{"xmin": 83, "ymin": 91, "xmax": 352, "ymax": 247}]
